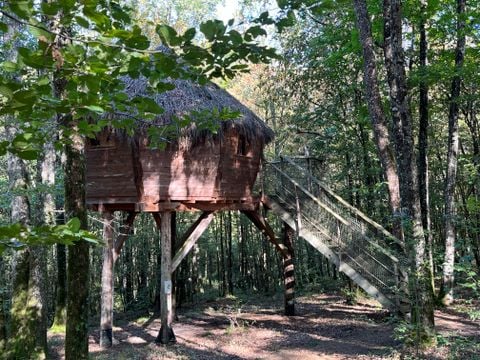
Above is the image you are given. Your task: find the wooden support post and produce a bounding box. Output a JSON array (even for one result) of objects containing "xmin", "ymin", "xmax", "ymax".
[
  {"xmin": 283, "ymin": 221, "xmax": 295, "ymax": 316},
  {"xmin": 242, "ymin": 210, "xmax": 289, "ymax": 257},
  {"xmin": 100, "ymin": 211, "xmax": 114, "ymax": 348},
  {"xmin": 99, "ymin": 211, "xmax": 136, "ymax": 347},
  {"xmin": 155, "ymin": 211, "xmax": 176, "ymax": 344}
]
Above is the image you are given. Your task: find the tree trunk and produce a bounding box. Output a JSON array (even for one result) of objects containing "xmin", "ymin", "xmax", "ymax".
[
  {"xmin": 417, "ymin": 0, "xmax": 435, "ymax": 293},
  {"xmin": 219, "ymin": 214, "xmax": 227, "ymax": 296},
  {"xmin": 54, "ymin": 187, "xmax": 67, "ymax": 326},
  {"xmin": 383, "ymin": 0, "xmax": 436, "ymax": 344},
  {"xmin": 64, "ymin": 127, "xmax": 90, "ymax": 359},
  {"xmin": 7, "ymin": 124, "xmax": 49, "ymax": 357},
  {"xmin": 439, "ymin": 0, "xmax": 466, "ymax": 306},
  {"xmin": 0, "ymin": 255, "xmax": 6, "ymax": 348},
  {"xmin": 226, "ymin": 211, "xmax": 234, "ymax": 295},
  {"xmin": 54, "ymin": 244, "xmax": 67, "ymax": 325},
  {"xmin": 100, "ymin": 211, "xmax": 115, "ymax": 347},
  {"xmin": 352, "ymin": 0, "xmax": 403, "ymax": 241}
]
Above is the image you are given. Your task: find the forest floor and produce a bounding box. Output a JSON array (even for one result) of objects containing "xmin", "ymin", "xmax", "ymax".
[{"xmin": 48, "ymin": 292, "xmax": 480, "ymax": 360}]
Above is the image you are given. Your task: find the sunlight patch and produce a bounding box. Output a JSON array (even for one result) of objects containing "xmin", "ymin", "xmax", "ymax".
[{"xmin": 125, "ymin": 336, "xmax": 148, "ymax": 344}]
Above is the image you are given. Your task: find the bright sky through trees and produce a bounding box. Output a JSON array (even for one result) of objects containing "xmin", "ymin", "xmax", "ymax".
[{"xmin": 216, "ymin": 0, "xmax": 238, "ymax": 22}]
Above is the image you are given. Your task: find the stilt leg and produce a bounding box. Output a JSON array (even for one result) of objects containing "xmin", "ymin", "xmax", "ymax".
[{"xmin": 156, "ymin": 211, "xmax": 176, "ymax": 344}]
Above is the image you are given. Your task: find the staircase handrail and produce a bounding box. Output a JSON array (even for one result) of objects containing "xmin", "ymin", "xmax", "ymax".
[
  {"xmin": 278, "ymin": 156, "xmax": 404, "ymax": 249},
  {"xmin": 267, "ymin": 162, "xmax": 400, "ymax": 264}
]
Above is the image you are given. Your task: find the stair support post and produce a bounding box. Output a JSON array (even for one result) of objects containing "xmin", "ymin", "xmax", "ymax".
[
  {"xmin": 393, "ymin": 262, "xmax": 400, "ymax": 309},
  {"xmin": 283, "ymin": 221, "xmax": 295, "ymax": 316},
  {"xmin": 294, "ymin": 185, "xmax": 302, "ymax": 234}
]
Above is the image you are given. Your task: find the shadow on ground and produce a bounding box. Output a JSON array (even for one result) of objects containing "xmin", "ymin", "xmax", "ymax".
[{"xmin": 48, "ymin": 293, "xmax": 404, "ymax": 360}]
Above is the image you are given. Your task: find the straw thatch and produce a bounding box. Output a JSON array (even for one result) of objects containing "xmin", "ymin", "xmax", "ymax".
[
  {"xmin": 123, "ymin": 76, "xmax": 273, "ymax": 144},
  {"xmin": 99, "ymin": 45, "xmax": 273, "ymax": 147}
]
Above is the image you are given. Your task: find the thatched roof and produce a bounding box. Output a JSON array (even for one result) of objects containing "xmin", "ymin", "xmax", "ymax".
[{"xmin": 113, "ymin": 74, "xmax": 274, "ymax": 146}]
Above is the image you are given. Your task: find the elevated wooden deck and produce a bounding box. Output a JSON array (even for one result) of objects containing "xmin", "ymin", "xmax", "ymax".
[{"xmin": 88, "ymin": 197, "xmax": 261, "ymax": 212}]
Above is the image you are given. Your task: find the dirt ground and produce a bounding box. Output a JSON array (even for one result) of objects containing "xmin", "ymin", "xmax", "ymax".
[{"xmin": 48, "ymin": 293, "xmax": 480, "ymax": 360}]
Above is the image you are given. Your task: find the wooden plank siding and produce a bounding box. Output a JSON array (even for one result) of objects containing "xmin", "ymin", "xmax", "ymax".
[{"xmin": 86, "ymin": 129, "xmax": 263, "ymax": 212}]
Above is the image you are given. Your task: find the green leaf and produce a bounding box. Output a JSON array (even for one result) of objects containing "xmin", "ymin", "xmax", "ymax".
[
  {"xmin": 41, "ymin": 1, "xmax": 61, "ymax": 15},
  {"xmin": 200, "ymin": 20, "xmax": 225, "ymax": 41},
  {"xmin": 153, "ymin": 53, "xmax": 177, "ymax": 75},
  {"xmin": 256, "ymin": 11, "xmax": 274, "ymax": 25},
  {"xmin": 154, "ymin": 82, "xmax": 175, "ymax": 92},
  {"xmin": 276, "ymin": 10, "xmax": 297, "ymax": 32},
  {"xmin": 156, "ymin": 24, "xmax": 178, "ymax": 45},
  {"xmin": 245, "ymin": 26, "xmax": 267, "ymax": 40},
  {"xmin": 83, "ymin": 7, "xmax": 111, "ymax": 29},
  {"xmin": 28, "ymin": 22, "xmax": 54, "ymax": 42},
  {"xmin": 228, "ymin": 30, "xmax": 243, "ymax": 46},
  {"xmin": 84, "ymin": 105, "xmax": 105, "ymax": 114},
  {"xmin": 125, "ymin": 34, "xmax": 150, "ymax": 50},
  {"xmin": 183, "ymin": 28, "xmax": 196, "ymax": 43},
  {"xmin": 0, "ymin": 22, "xmax": 8, "ymax": 33},
  {"xmin": 67, "ymin": 218, "xmax": 81, "ymax": 232},
  {"xmin": 0, "ymin": 85, "xmax": 13, "ymax": 99},
  {"xmin": 0, "ymin": 141, "xmax": 8, "ymax": 156},
  {"xmin": 1, "ymin": 61, "xmax": 18, "ymax": 72},
  {"xmin": 8, "ymin": 1, "xmax": 31, "ymax": 19},
  {"xmin": 16, "ymin": 150, "xmax": 39, "ymax": 160},
  {"xmin": 75, "ymin": 16, "xmax": 90, "ymax": 29}
]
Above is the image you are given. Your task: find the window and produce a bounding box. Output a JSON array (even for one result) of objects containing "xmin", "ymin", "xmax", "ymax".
[
  {"xmin": 237, "ymin": 135, "xmax": 247, "ymax": 156},
  {"xmin": 88, "ymin": 133, "xmax": 115, "ymax": 149}
]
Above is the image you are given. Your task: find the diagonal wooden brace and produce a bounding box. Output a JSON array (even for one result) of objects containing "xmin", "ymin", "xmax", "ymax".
[
  {"xmin": 241, "ymin": 210, "xmax": 289, "ymax": 258},
  {"xmin": 171, "ymin": 211, "xmax": 215, "ymax": 272}
]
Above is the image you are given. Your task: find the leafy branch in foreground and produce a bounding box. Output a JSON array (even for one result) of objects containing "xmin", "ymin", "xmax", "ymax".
[{"xmin": 0, "ymin": 217, "xmax": 100, "ymax": 255}]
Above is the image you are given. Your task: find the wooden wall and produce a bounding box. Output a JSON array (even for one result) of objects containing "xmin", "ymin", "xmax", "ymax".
[{"xmin": 86, "ymin": 129, "xmax": 263, "ymax": 210}]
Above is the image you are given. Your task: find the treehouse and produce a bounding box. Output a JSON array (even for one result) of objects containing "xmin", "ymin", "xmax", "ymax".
[
  {"xmin": 87, "ymin": 69, "xmax": 406, "ymax": 349},
  {"xmin": 87, "ymin": 74, "xmax": 283, "ymax": 347},
  {"xmin": 86, "ymin": 77, "xmax": 274, "ymax": 213}
]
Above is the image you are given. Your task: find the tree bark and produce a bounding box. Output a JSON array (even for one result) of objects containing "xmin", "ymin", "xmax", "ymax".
[
  {"xmin": 53, "ymin": 243, "xmax": 67, "ymax": 325},
  {"xmin": 417, "ymin": 0, "xmax": 435, "ymax": 293},
  {"xmin": 45, "ymin": 13, "xmax": 91, "ymax": 357},
  {"xmin": 100, "ymin": 211, "xmax": 115, "ymax": 348},
  {"xmin": 352, "ymin": 0, "xmax": 403, "ymax": 242},
  {"xmin": 0, "ymin": 255, "xmax": 5, "ymax": 348},
  {"xmin": 64, "ymin": 126, "xmax": 90, "ymax": 359},
  {"xmin": 6, "ymin": 121, "xmax": 48, "ymax": 357},
  {"xmin": 383, "ymin": 0, "xmax": 436, "ymax": 344},
  {"xmin": 439, "ymin": 0, "xmax": 466, "ymax": 306},
  {"xmin": 226, "ymin": 211, "xmax": 234, "ymax": 295}
]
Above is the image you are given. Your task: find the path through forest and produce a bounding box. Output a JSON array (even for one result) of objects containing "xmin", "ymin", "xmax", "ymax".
[{"xmin": 48, "ymin": 293, "xmax": 479, "ymax": 359}]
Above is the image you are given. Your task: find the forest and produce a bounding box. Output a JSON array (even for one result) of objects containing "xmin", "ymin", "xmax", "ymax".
[{"xmin": 0, "ymin": 0, "xmax": 479, "ymax": 359}]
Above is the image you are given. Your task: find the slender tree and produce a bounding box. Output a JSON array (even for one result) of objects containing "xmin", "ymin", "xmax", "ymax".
[
  {"xmin": 417, "ymin": 0, "xmax": 435, "ymax": 293},
  {"xmin": 439, "ymin": 0, "xmax": 466, "ymax": 306},
  {"xmin": 352, "ymin": 0, "xmax": 403, "ymax": 242},
  {"xmin": 382, "ymin": 0, "xmax": 435, "ymax": 343}
]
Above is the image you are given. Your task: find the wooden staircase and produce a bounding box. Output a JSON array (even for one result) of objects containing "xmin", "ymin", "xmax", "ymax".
[{"xmin": 262, "ymin": 157, "xmax": 409, "ymax": 313}]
